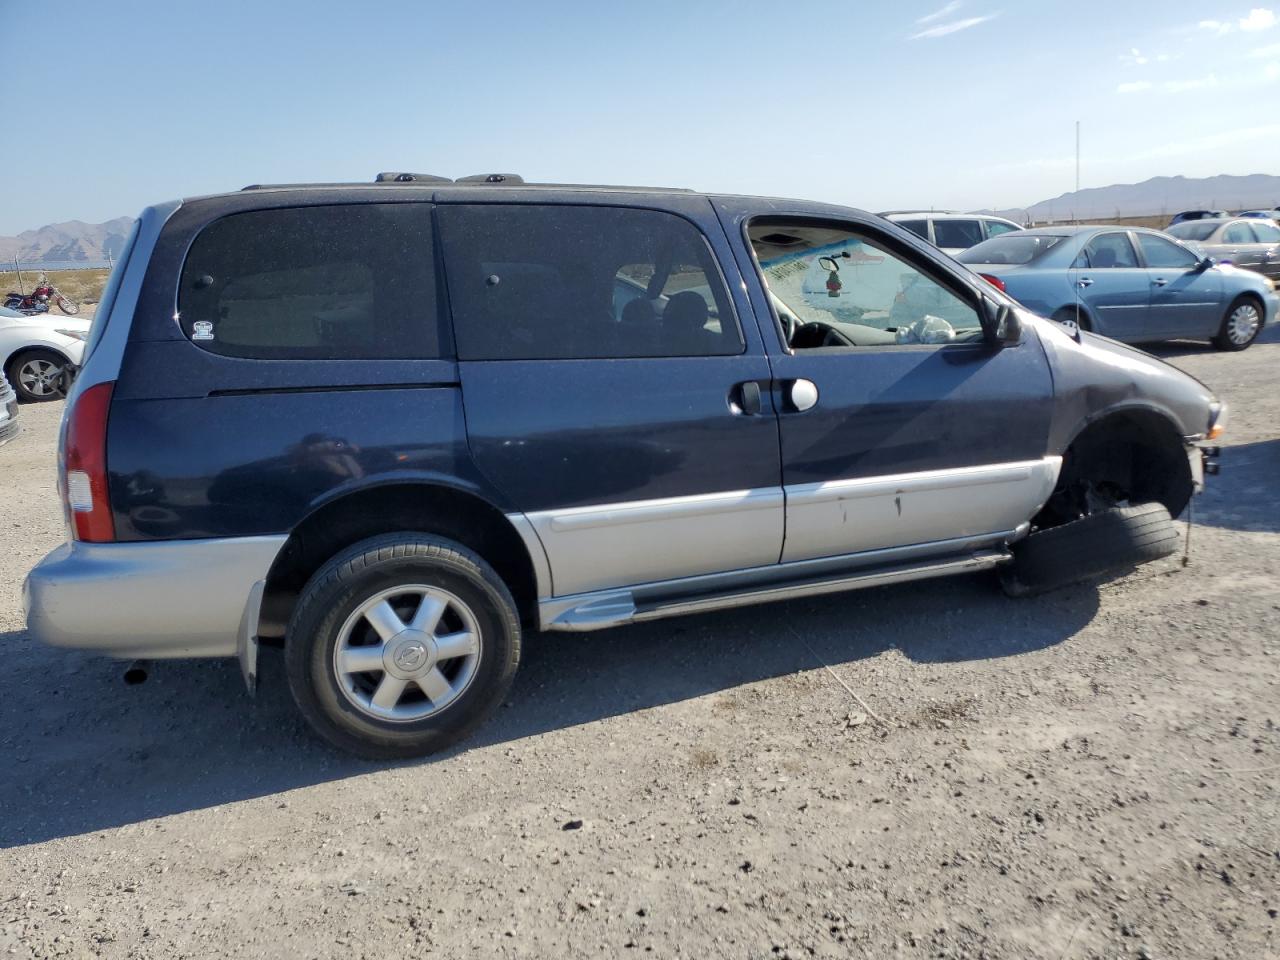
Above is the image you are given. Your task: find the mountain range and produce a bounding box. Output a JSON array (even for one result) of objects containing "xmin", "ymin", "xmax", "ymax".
[
  {"xmin": 985, "ymin": 174, "xmax": 1280, "ymax": 222},
  {"xmin": 2, "ymin": 173, "xmax": 1278, "ymax": 263},
  {"xmin": 0, "ymin": 217, "xmax": 136, "ymax": 265}
]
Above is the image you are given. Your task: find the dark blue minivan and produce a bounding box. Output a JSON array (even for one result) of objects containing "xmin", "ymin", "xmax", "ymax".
[{"xmin": 24, "ymin": 174, "xmax": 1224, "ymax": 757}]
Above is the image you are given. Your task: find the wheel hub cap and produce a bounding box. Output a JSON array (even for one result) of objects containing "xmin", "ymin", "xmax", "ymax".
[
  {"xmin": 384, "ymin": 632, "xmax": 437, "ymax": 679},
  {"xmin": 1229, "ymin": 306, "xmax": 1259, "ymax": 344}
]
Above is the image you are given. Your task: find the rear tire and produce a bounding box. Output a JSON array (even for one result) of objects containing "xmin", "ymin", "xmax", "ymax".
[
  {"xmin": 1212, "ymin": 296, "xmax": 1262, "ymax": 351},
  {"xmin": 285, "ymin": 533, "xmax": 521, "ymax": 759},
  {"xmin": 1001, "ymin": 502, "xmax": 1178, "ymax": 597}
]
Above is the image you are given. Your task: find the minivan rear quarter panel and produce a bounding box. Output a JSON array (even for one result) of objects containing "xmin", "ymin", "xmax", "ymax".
[{"xmin": 108, "ymin": 189, "xmax": 506, "ymax": 541}]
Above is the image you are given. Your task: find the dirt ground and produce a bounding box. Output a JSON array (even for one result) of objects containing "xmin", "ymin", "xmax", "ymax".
[{"xmin": 0, "ymin": 329, "xmax": 1277, "ymax": 960}]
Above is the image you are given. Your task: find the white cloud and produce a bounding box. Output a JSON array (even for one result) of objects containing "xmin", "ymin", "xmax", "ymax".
[
  {"xmin": 917, "ymin": 1, "xmax": 962, "ymax": 24},
  {"xmin": 1248, "ymin": 40, "xmax": 1280, "ymax": 55},
  {"xmin": 1164, "ymin": 74, "xmax": 1220, "ymax": 92},
  {"xmin": 1239, "ymin": 7, "xmax": 1277, "ymax": 30},
  {"xmin": 1117, "ymin": 80, "xmax": 1154, "ymax": 93},
  {"xmin": 1119, "ymin": 47, "xmax": 1175, "ymax": 66},
  {"xmin": 1196, "ymin": 8, "xmax": 1276, "ymax": 35},
  {"xmin": 909, "ymin": 14, "xmax": 997, "ymax": 39}
]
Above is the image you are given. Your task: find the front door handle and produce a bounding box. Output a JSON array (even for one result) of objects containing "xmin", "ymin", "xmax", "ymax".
[
  {"xmin": 1152, "ymin": 277, "xmax": 1168, "ymax": 286},
  {"xmin": 788, "ymin": 379, "xmax": 819, "ymax": 413},
  {"xmin": 731, "ymin": 381, "xmax": 763, "ymax": 416},
  {"xmin": 1077, "ymin": 277, "xmax": 1094, "ymax": 287}
]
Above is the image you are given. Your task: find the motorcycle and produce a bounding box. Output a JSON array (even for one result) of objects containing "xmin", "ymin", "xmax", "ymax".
[{"xmin": 4, "ymin": 273, "xmax": 81, "ymax": 316}]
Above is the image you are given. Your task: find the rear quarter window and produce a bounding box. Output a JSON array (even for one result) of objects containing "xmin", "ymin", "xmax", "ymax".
[
  {"xmin": 898, "ymin": 219, "xmax": 929, "ymax": 241},
  {"xmin": 178, "ymin": 203, "xmax": 448, "ymax": 360},
  {"xmin": 932, "ymin": 219, "xmax": 984, "ymax": 249}
]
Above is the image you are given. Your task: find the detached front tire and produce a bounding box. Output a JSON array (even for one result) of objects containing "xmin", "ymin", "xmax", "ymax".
[
  {"xmin": 1001, "ymin": 502, "xmax": 1178, "ymax": 597},
  {"xmin": 285, "ymin": 533, "xmax": 521, "ymax": 760}
]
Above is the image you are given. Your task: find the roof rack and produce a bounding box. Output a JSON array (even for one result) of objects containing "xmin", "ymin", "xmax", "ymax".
[
  {"xmin": 456, "ymin": 173, "xmax": 524, "ymax": 184},
  {"xmin": 373, "ymin": 172, "xmax": 453, "ymax": 183}
]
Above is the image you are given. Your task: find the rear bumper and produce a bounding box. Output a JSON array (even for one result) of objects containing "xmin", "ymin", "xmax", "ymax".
[{"xmin": 23, "ymin": 536, "xmax": 286, "ymax": 659}]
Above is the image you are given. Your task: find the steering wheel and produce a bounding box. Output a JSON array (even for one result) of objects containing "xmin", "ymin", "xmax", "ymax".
[
  {"xmin": 768, "ymin": 292, "xmax": 798, "ymax": 345},
  {"xmin": 822, "ymin": 326, "xmax": 855, "ymax": 347}
]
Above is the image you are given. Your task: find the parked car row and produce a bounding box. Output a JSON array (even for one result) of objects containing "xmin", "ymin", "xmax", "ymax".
[
  {"xmin": 0, "ymin": 305, "xmax": 89, "ymax": 402},
  {"xmin": 957, "ymin": 225, "xmax": 1277, "ymax": 350},
  {"xmin": 1169, "ymin": 207, "xmax": 1280, "ymax": 226}
]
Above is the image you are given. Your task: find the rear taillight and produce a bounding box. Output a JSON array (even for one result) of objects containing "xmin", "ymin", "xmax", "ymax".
[
  {"xmin": 62, "ymin": 381, "xmax": 115, "ymax": 542},
  {"xmin": 979, "ymin": 273, "xmax": 1006, "ymax": 292}
]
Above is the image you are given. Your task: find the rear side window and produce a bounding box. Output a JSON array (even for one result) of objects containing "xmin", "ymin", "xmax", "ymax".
[
  {"xmin": 1223, "ymin": 223, "xmax": 1255, "ymax": 244},
  {"xmin": 1251, "ymin": 221, "xmax": 1280, "ymax": 243},
  {"xmin": 1083, "ymin": 232, "xmax": 1139, "ymax": 269},
  {"xmin": 179, "ymin": 204, "xmax": 447, "ymax": 359},
  {"xmin": 898, "ymin": 219, "xmax": 929, "ymax": 241},
  {"xmin": 932, "ymin": 219, "xmax": 984, "ymax": 249},
  {"xmin": 439, "ymin": 205, "xmax": 742, "ymax": 360}
]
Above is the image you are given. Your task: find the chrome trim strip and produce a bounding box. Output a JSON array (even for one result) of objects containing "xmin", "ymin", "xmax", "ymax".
[
  {"xmin": 543, "ymin": 487, "xmax": 776, "ymax": 532},
  {"xmin": 543, "ymin": 549, "xmax": 1009, "ymax": 632},
  {"xmin": 524, "ymin": 487, "xmax": 785, "ymax": 597},
  {"xmin": 540, "ymin": 529, "xmax": 1018, "ymax": 630},
  {"xmin": 781, "ymin": 456, "xmax": 1061, "ymax": 564},
  {"xmin": 506, "ymin": 511, "xmax": 555, "ymax": 599},
  {"xmin": 24, "ymin": 535, "xmax": 287, "ymax": 659},
  {"xmin": 786, "ymin": 460, "xmax": 1043, "ymax": 504}
]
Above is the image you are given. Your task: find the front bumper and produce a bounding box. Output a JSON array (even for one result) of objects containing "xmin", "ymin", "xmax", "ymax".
[{"xmin": 24, "ymin": 536, "xmax": 286, "ymax": 659}]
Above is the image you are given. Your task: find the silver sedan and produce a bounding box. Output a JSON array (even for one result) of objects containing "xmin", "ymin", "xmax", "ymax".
[{"xmin": 1167, "ymin": 217, "xmax": 1280, "ymax": 281}]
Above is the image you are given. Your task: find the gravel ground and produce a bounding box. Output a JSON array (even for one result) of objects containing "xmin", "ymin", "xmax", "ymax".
[{"xmin": 1, "ymin": 331, "xmax": 1277, "ymax": 960}]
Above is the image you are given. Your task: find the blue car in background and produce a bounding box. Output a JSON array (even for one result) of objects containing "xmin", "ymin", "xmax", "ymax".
[{"xmin": 958, "ymin": 225, "xmax": 1279, "ymax": 350}]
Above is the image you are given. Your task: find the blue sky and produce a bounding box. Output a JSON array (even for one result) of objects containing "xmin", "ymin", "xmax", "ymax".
[{"xmin": 2, "ymin": 0, "xmax": 1278, "ymax": 233}]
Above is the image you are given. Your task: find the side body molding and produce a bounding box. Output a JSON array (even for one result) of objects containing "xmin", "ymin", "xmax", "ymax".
[{"xmin": 516, "ymin": 456, "xmax": 1063, "ymax": 604}]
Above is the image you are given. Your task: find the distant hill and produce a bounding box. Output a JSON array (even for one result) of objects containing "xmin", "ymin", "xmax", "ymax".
[
  {"xmin": 0, "ymin": 217, "xmax": 135, "ymax": 265},
  {"xmin": 986, "ymin": 174, "xmax": 1280, "ymax": 223}
]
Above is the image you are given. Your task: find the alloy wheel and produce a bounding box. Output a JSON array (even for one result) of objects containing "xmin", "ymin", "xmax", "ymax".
[
  {"xmin": 332, "ymin": 585, "xmax": 482, "ymax": 722},
  {"xmin": 17, "ymin": 358, "xmax": 63, "ymax": 398}
]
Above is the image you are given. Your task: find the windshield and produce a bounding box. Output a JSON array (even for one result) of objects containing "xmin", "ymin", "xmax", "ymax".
[
  {"xmin": 958, "ymin": 234, "xmax": 1066, "ymax": 265},
  {"xmin": 1168, "ymin": 221, "xmax": 1218, "ymax": 241}
]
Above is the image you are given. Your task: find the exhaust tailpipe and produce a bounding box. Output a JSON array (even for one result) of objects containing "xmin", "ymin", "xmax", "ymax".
[{"xmin": 123, "ymin": 660, "xmax": 150, "ymax": 685}]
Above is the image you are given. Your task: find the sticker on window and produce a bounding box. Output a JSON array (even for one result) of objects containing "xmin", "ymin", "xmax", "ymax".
[{"xmin": 192, "ymin": 320, "xmax": 215, "ymax": 341}]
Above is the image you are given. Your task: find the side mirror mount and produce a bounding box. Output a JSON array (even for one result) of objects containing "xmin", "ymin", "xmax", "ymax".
[
  {"xmin": 981, "ymin": 296, "xmax": 1022, "ymax": 346},
  {"xmin": 1195, "ymin": 256, "xmax": 1215, "ymax": 272}
]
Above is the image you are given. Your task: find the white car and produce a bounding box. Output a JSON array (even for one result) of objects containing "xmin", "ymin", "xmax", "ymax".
[
  {"xmin": 0, "ymin": 306, "xmax": 90, "ymax": 402},
  {"xmin": 880, "ymin": 211, "xmax": 1024, "ymax": 255}
]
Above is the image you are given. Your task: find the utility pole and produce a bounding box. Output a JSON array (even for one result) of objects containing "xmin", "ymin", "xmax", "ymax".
[{"xmin": 1075, "ymin": 121, "xmax": 1081, "ymax": 196}]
